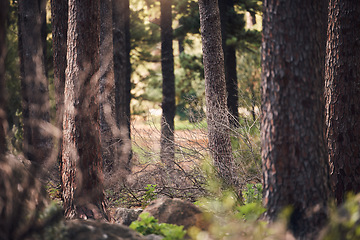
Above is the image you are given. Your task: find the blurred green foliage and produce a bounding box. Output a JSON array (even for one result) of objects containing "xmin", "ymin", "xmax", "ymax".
[{"xmin": 130, "ymin": 212, "xmax": 186, "ymax": 240}]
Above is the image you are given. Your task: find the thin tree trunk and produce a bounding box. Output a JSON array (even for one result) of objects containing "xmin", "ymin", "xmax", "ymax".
[
  {"xmin": 218, "ymin": 0, "xmax": 239, "ymax": 128},
  {"xmin": 160, "ymin": 0, "xmax": 176, "ymax": 167},
  {"xmin": 198, "ymin": 0, "xmax": 235, "ymax": 187},
  {"xmin": 261, "ymin": 0, "xmax": 329, "ymax": 239},
  {"xmin": 0, "ymin": 0, "xmax": 8, "ymax": 155},
  {"xmin": 113, "ymin": 0, "xmax": 132, "ymax": 175},
  {"xmin": 325, "ymin": 0, "xmax": 360, "ymax": 205},
  {"xmin": 62, "ymin": 0, "xmax": 108, "ymax": 220},
  {"xmin": 51, "ymin": 0, "xmax": 68, "ymax": 162},
  {"xmin": 18, "ymin": 0, "xmax": 51, "ymax": 164}
]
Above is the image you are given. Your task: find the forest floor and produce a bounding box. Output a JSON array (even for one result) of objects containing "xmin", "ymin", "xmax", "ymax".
[{"xmin": 44, "ymin": 115, "xmax": 210, "ymax": 210}]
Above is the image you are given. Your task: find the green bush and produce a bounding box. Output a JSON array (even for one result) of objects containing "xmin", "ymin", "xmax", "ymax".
[{"xmin": 130, "ymin": 212, "xmax": 186, "ymax": 240}]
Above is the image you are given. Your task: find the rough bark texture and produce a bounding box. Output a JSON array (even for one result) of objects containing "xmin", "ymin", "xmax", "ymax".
[
  {"xmin": 0, "ymin": 0, "xmax": 8, "ymax": 155},
  {"xmin": 113, "ymin": 0, "xmax": 132, "ymax": 175},
  {"xmin": 51, "ymin": 0, "xmax": 68, "ymax": 161},
  {"xmin": 218, "ymin": 0, "xmax": 239, "ymax": 128},
  {"xmin": 100, "ymin": 0, "xmax": 116, "ymax": 173},
  {"xmin": 18, "ymin": 0, "xmax": 52, "ymax": 163},
  {"xmin": 62, "ymin": 0, "xmax": 108, "ymax": 220},
  {"xmin": 261, "ymin": 0, "xmax": 330, "ymax": 239},
  {"xmin": 325, "ymin": 0, "xmax": 360, "ymax": 205},
  {"xmin": 160, "ymin": 0, "xmax": 176, "ymax": 166},
  {"xmin": 199, "ymin": 0, "xmax": 235, "ymax": 186}
]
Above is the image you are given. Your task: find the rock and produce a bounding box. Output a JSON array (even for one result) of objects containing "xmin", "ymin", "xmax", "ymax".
[
  {"xmin": 142, "ymin": 197, "xmax": 209, "ymax": 230},
  {"xmin": 143, "ymin": 234, "xmax": 164, "ymax": 240},
  {"xmin": 114, "ymin": 207, "xmax": 143, "ymax": 226},
  {"xmin": 65, "ymin": 219, "xmax": 146, "ymax": 240}
]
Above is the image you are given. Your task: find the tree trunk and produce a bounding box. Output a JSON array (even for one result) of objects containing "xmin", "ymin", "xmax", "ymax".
[
  {"xmin": 198, "ymin": 0, "xmax": 235, "ymax": 187},
  {"xmin": 51, "ymin": 0, "xmax": 68, "ymax": 162},
  {"xmin": 325, "ymin": 0, "xmax": 360, "ymax": 205},
  {"xmin": 100, "ymin": 0, "xmax": 116, "ymax": 173},
  {"xmin": 218, "ymin": 0, "xmax": 239, "ymax": 128},
  {"xmin": 160, "ymin": 0, "xmax": 176, "ymax": 167},
  {"xmin": 18, "ymin": 0, "xmax": 51, "ymax": 164},
  {"xmin": 113, "ymin": 0, "xmax": 132, "ymax": 175},
  {"xmin": 62, "ymin": 0, "xmax": 108, "ymax": 220},
  {"xmin": 261, "ymin": 0, "xmax": 330, "ymax": 239},
  {"xmin": 0, "ymin": 0, "xmax": 8, "ymax": 155}
]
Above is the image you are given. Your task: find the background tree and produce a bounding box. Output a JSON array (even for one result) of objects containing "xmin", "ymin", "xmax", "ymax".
[
  {"xmin": 198, "ymin": 0, "xmax": 235, "ymax": 187},
  {"xmin": 219, "ymin": 0, "xmax": 239, "ymax": 127},
  {"xmin": 325, "ymin": 0, "xmax": 360, "ymax": 205},
  {"xmin": 160, "ymin": 0, "xmax": 176, "ymax": 166},
  {"xmin": 62, "ymin": 0, "xmax": 108, "ymax": 220},
  {"xmin": 261, "ymin": 0, "xmax": 330, "ymax": 238},
  {"xmin": 100, "ymin": 0, "xmax": 117, "ymax": 173},
  {"xmin": 18, "ymin": 0, "xmax": 51, "ymax": 163},
  {"xmin": 0, "ymin": 0, "xmax": 8, "ymax": 155},
  {"xmin": 51, "ymin": 0, "xmax": 68, "ymax": 161},
  {"xmin": 113, "ymin": 0, "xmax": 132, "ymax": 175}
]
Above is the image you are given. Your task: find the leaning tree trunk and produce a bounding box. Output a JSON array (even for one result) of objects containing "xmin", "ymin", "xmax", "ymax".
[
  {"xmin": 51, "ymin": 0, "xmax": 68, "ymax": 162},
  {"xmin": 18, "ymin": 0, "xmax": 51, "ymax": 164},
  {"xmin": 62, "ymin": 0, "xmax": 108, "ymax": 220},
  {"xmin": 261, "ymin": 0, "xmax": 330, "ymax": 239},
  {"xmin": 218, "ymin": 0, "xmax": 239, "ymax": 128},
  {"xmin": 160, "ymin": 0, "xmax": 176, "ymax": 167},
  {"xmin": 325, "ymin": 0, "xmax": 360, "ymax": 205},
  {"xmin": 0, "ymin": 0, "xmax": 8, "ymax": 155},
  {"xmin": 198, "ymin": 0, "xmax": 235, "ymax": 187},
  {"xmin": 112, "ymin": 0, "xmax": 132, "ymax": 177}
]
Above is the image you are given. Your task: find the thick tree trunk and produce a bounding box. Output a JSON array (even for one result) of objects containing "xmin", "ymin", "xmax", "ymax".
[
  {"xmin": 51, "ymin": 0, "xmax": 68, "ymax": 162},
  {"xmin": 160, "ymin": 0, "xmax": 176, "ymax": 166},
  {"xmin": 0, "ymin": 0, "xmax": 8, "ymax": 155},
  {"xmin": 199, "ymin": 0, "xmax": 235, "ymax": 187},
  {"xmin": 100, "ymin": 0, "xmax": 116, "ymax": 173},
  {"xmin": 325, "ymin": 0, "xmax": 360, "ymax": 205},
  {"xmin": 261, "ymin": 0, "xmax": 330, "ymax": 239},
  {"xmin": 218, "ymin": 0, "xmax": 239, "ymax": 128},
  {"xmin": 18, "ymin": 0, "xmax": 51, "ymax": 164},
  {"xmin": 62, "ymin": 0, "xmax": 108, "ymax": 220},
  {"xmin": 113, "ymin": 0, "xmax": 132, "ymax": 174}
]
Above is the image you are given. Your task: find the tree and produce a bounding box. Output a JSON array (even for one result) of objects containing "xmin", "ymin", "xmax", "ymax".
[
  {"xmin": 198, "ymin": 0, "xmax": 235, "ymax": 186},
  {"xmin": 325, "ymin": 0, "xmax": 360, "ymax": 205},
  {"xmin": 51, "ymin": 0, "xmax": 68, "ymax": 161},
  {"xmin": 112, "ymin": 0, "xmax": 132, "ymax": 175},
  {"xmin": 61, "ymin": 0, "xmax": 108, "ymax": 220},
  {"xmin": 160, "ymin": 0, "xmax": 176, "ymax": 166},
  {"xmin": 261, "ymin": 0, "xmax": 330, "ymax": 238},
  {"xmin": 218, "ymin": 0, "xmax": 239, "ymax": 127},
  {"xmin": 100, "ymin": 0, "xmax": 116, "ymax": 173},
  {"xmin": 0, "ymin": 0, "xmax": 8, "ymax": 155},
  {"xmin": 18, "ymin": 0, "xmax": 51, "ymax": 163}
]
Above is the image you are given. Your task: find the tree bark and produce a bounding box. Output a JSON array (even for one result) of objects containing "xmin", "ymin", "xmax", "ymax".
[
  {"xmin": 51, "ymin": 0, "xmax": 68, "ymax": 162},
  {"xmin": 0, "ymin": 0, "xmax": 8, "ymax": 156},
  {"xmin": 218, "ymin": 0, "xmax": 239, "ymax": 128},
  {"xmin": 325, "ymin": 0, "xmax": 360, "ymax": 205},
  {"xmin": 62, "ymin": 0, "xmax": 108, "ymax": 220},
  {"xmin": 100, "ymin": 0, "xmax": 116, "ymax": 173},
  {"xmin": 199, "ymin": 0, "xmax": 235, "ymax": 187},
  {"xmin": 18, "ymin": 0, "xmax": 51, "ymax": 163},
  {"xmin": 261, "ymin": 0, "xmax": 330, "ymax": 239},
  {"xmin": 160, "ymin": 0, "xmax": 176, "ymax": 167},
  {"xmin": 113, "ymin": 0, "xmax": 132, "ymax": 175}
]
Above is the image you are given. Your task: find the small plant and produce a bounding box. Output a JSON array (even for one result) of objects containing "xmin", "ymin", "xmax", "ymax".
[
  {"xmin": 243, "ymin": 183, "xmax": 262, "ymax": 204},
  {"xmin": 130, "ymin": 212, "xmax": 186, "ymax": 240},
  {"xmin": 143, "ymin": 184, "xmax": 157, "ymax": 205}
]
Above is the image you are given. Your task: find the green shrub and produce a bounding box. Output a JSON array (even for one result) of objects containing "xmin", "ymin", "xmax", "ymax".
[{"xmin": 130, "ymin": 212, "xmax": 186, "ymax": 240}]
